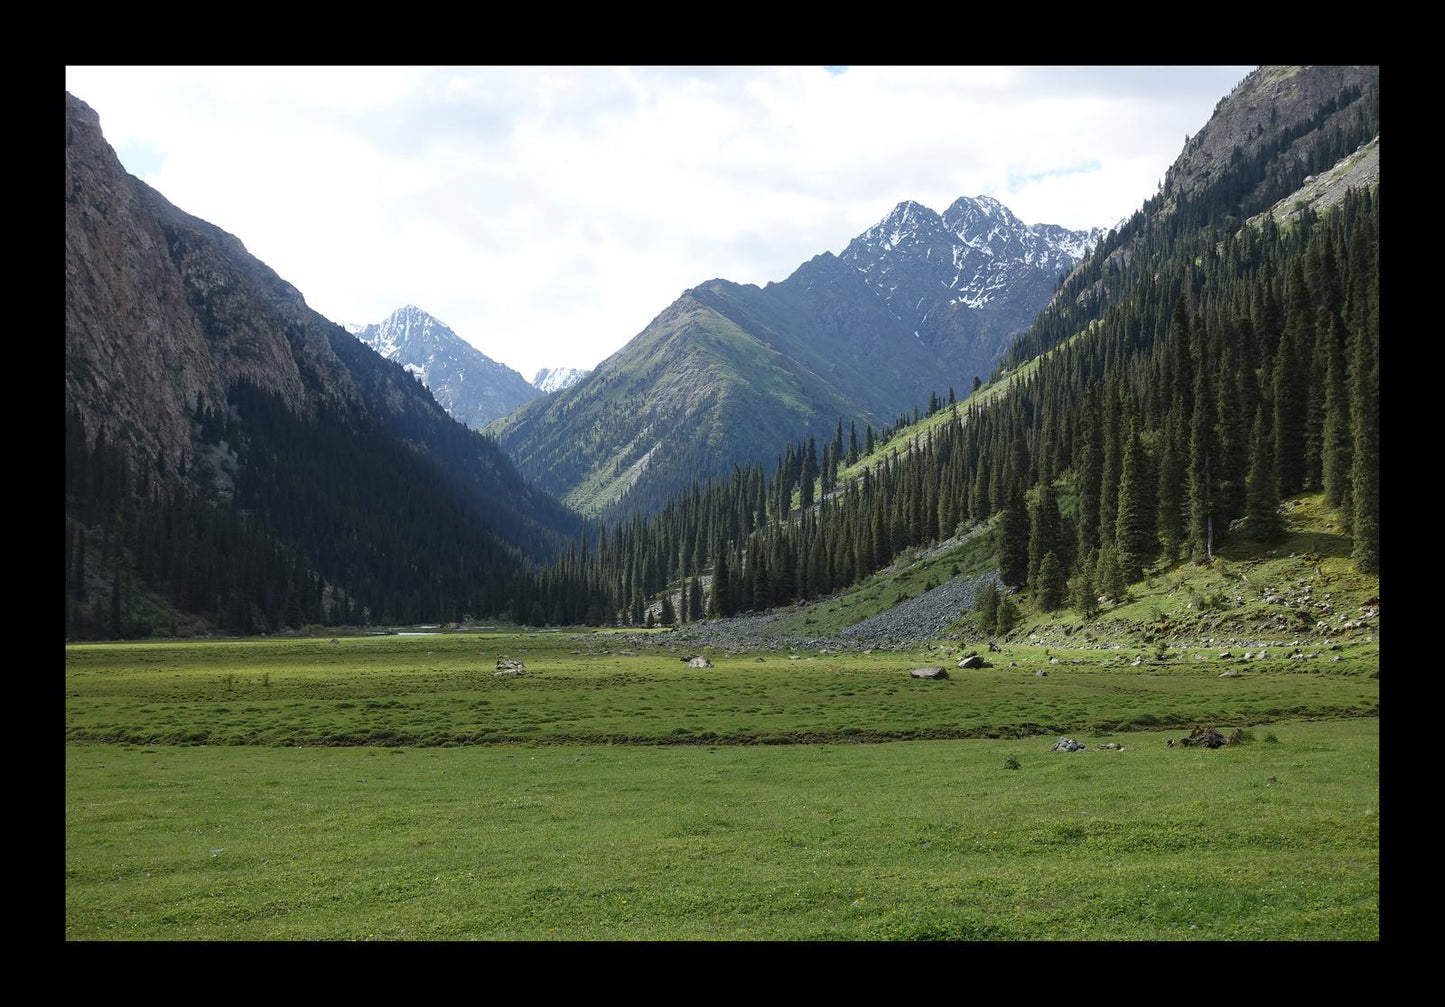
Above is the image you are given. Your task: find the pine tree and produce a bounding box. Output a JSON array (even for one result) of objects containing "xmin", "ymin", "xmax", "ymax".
[
  {"xmin": 998, "ymin": 488, "xmax": 1030, "ymax": 589},
  {"xmin": 1028, "ymin": 478, "xmax": 1062, "ymax": 588},
  {"xmin": 1036, "ymin": 550, "xmax": 1066, "ymax": 611},
  {"xmin": 1245, "ymin": 407, "xmax": 1283, "ymax": 542},
  {"xmin": 1350, "ymin": 314, "xmax": 1379, "ymax": 573},
  {"xmin": 1096, "ymin": 540, "xmax": 1125, "ymax": 604},
  {"xmin": 1321, "ymin": 314, "xmax": 1352, "ymax": 518},
  {"xmin": 1156, "ymin": 401, "xmax": 1185, "ymax": 561},
  {"xmin": 688, "ymin": 576, "xmax": 704, "ymax": 622},
  {"xmin": 1070, "ymin": 549, "xmax": 1099, "ymax": 618},
  {"xmin": 995, "ymin": 595, "xmax": 1020, "ymax": 635},
  {"xmin": 976, "ymin": 580, "xmax": 1000, "ymax": 635},
  {"xmin": 1114, "ymin": 419, "xmax": 1155, "ymax": 583},
  {"xmin": 660, "ymin": 593, "xmax": 676, "ymax": 627},
  {"xmin": 1187, "ymin": 327, "xmax": 1217, "ymax": 561}
]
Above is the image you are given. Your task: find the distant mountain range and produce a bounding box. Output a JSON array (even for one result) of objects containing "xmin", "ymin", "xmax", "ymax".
[
  {"xmin": 348, "ymin": 306, "xmax": 542, "ymax": 429},
  {"xmin": 490, "ymin": 196, "xmax": 1107, "ymax": 517}
]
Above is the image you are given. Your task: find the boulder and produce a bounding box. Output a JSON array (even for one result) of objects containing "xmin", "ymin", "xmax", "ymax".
[
  {"xmin": 495, "ymin": 658, "xmax": 525, "ymax": 671},
  {"xmin": 687, "ymin": 656, "xmax": 713, "ymax": 669},
  {"xmin": 493, "ymin": 669, "xmax": 529, "ymax": 678},
  {"xmin": 1035, "ymin": 669, "xmax": 1049, "ymax": 677},
  {"xmin": 1219, "ymin": 669, "xmax": 1241, "ymax": 678},
  {"xmin": 1178, "ymin": 726, "xmax": 1227, "ymax": 749},
  {"xmin": 1096, "ymin": 742, "xmax": 1123, "ymax": 751},
  {"xmin": 1050, "ymin": 737, "xmax": 1086, "ymax": 752},
  {"xmin": 910, "ymin": 666, "xmax": 948, "ymax": 679},
  {"xmin": 957, "ymin": 655, "xmax": 990, "ymax": 669}
]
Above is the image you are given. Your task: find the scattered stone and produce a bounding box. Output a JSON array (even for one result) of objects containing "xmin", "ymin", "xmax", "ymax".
[
  {"xmin": 1050, "ymin": 737, "xmax": 1086, "ymax": 752},
  {"xmin": 619, "ymin": 650, "xmax": 636, "ymax": 656},
  {"xmin": 1130, "ymin": 658, "xmax": 1144, "ymax": 667},
  {"xmin": 1256, "ymin": 651, "xmax": 1268, "ymax": 659},
  {"xmin": 958, "ymin": 655, "xmax": 991, "ymax": 669},
  {"xmin": 1218, "ymin": 651, "xmax": 1233, "ymax": 660},
  {"xmin": 495, "ymin": 658, "xmax": 525, "ymax": 671},
  {"xmin": 1219, "ymin": 670, "xmax": 1241, "ymax": 678},
  {"xmin": 1049, "ymin": 657, "xmax": 1059, "ymax": 665},
  {"xmin": 910, "ymin": 666, "xmax": 948, "ymax": 680},
  {"xmin": 1096, "ymin": 742, "xmax": 1123, "ymax": 751},
  {"xmin": 1035, "ymin": 669, "xmax": 1049, "ymax": 677},
  {"xmin": 687, "ymin": 656, "xmax": 714, "ymax": 669},
  {"xmin": 988, "ymin": 642, "xmax": 1002, "ymax": 653},
  {"xmin": 1244, "ymin": 651, "xmax": 1254, "ymax": 659},
  {"xmin": 493, "ymin": 669, "xmax": 529, "ymax": 678}
]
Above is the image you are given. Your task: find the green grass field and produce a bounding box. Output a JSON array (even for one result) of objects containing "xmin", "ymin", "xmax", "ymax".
[
  {"xmin": 65, "ymin": 720, "xmax": 1377, "ymax": 940},
  {"xmin": 65, "ymin": 627, "xmax": 1378, "ymax": 940}
]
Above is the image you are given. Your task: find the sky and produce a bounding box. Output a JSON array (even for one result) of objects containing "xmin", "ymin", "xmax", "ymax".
[{"xmin": 66, "ymin": 66, "xmax": 1254, "ymax": 380}]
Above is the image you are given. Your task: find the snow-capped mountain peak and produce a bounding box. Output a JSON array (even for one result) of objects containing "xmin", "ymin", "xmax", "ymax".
[
  {"xmin": 532, "ymin": 366, "xmax": 590, "ymax": 394},
  {"xmin": 838, "ymin": 193, "xmax": 1106, "ymax": 367},
  {"xmin": 350, "ymin": 306, "xmax": 540, "ymax": 429}
]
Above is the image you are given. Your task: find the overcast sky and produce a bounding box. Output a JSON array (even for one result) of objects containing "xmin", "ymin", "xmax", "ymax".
[{"xmin": 66, "ymin": 66, "xmax": 1254, "ymax": 379}]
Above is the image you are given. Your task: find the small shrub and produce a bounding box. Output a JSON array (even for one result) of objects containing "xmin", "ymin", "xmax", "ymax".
[
  {"xmin": 261, "ymin": 672, "xmax": 271, "ymax": 688},
  {"xmin": 1002, "ymin": 754, "xmax": 1022, "ymax": 771},
  {"xmin": 1263, "ymin": 731, "xmax": 1279, "ymax": 744}
]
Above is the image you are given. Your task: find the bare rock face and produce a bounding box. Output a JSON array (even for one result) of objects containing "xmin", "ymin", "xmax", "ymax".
[
  {"xmin": 65, "ymin": 92, "xmax": 382, "ymax": 475},
  {"xmin": 1163, "ymin": 66, "xmax": 1379, "ymax": 208}
]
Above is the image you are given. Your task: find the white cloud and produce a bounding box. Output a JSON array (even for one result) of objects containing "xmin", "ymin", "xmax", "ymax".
[{"xmin": 65, "ymin": 65, "xmax": 1253, "ymax": 378}]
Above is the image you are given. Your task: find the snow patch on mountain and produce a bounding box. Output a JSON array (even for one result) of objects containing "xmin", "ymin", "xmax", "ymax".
[{"xmin": 532, "ymin": 366, "xmax": 590, "ymax": 393}]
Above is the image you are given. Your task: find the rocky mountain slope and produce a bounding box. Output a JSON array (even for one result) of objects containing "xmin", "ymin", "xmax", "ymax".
[
  {"xmin": 1007, "ymin": 64, "xmax": 1379, "ymax": 369},
  {"xmin": 493, "ymin": 195, "xmax": 1103, "ymax": 518},
  {"xmin": 65, "ymin": 92, "xmax": 578, "ymax": 632},
  {"xmin": 349, "ymin": 305, "xmax": 541, "ymax": 429}
]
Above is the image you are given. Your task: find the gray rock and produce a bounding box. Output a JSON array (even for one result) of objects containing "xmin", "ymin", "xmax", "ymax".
[
  {"xmin": 1219, "ymin": 669, "xmax": 1241, "ymax": 678},
  {"xmin": 1034, "ymin": 669, "xmax": 1049, "ymax": 677},
  {"xmin": 910, "ymin": 666, "xmax": 948, "ymax": 679},
  {"xmin": 1050, "ymin": 737, "xmax": 1086, "ymax": 752},
  {"xmin": 687, "ymin": 656, "xmax": 713, "ymax": 669},
  {"xmin": 493, "ymin": 669, "xmax": 529, "ymax": 678},
  {"xmin": 957, "ymin": 655, "xmax": 990, "ymax": 669},
  {"xmin": 495, "ymin": 658, "xmax": 525, "ymax": 671},
  {"xmin": 1096, "ymin": 742, "xmax": 1123, "ymax": 751}
]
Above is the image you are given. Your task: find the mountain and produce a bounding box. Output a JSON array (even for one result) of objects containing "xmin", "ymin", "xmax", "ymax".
[
  {"xmin": 507, "ymin": 64, "xmax": 1379, "ymax": 634},
  {"xmin": 839, "ymin": 196, "xmax": 1105, "ymax": 373},
  {"xmin": 1006, "ymin": 64, "xmax": 1380, "ymax": 370},
  {"xmin": 65, "ymin": 93, "xmax": 578, "ymax": 636},
  {"xmin": 533, "ymin": 366, "xmax": 590, "ymax": 394},
  {"xmin": 350, "ymin": 306, "xmax": 541, "ymax": 429},
  {"xmin": 492, "ymin": 197, "xmax": 1103, "ymax": 518}
]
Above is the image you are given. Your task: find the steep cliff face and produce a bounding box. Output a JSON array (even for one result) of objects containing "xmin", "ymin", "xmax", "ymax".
[
  {"xmin": 65, "ymin": 93, "xmax": 361, "ymax": 473},
  {"xmin": 65, "ymin": 92, "xmax": 581, "ymax": 632}
]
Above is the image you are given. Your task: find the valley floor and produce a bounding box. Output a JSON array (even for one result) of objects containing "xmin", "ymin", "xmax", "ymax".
[{"xmin": 65, "ymin": 630, "xmax": 1378, "ymax": 941}]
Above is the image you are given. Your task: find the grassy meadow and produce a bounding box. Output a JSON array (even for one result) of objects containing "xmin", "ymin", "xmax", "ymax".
[{"xmin": 65, "ymin": 626, "xmax": 1378, "ymax": 940}]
